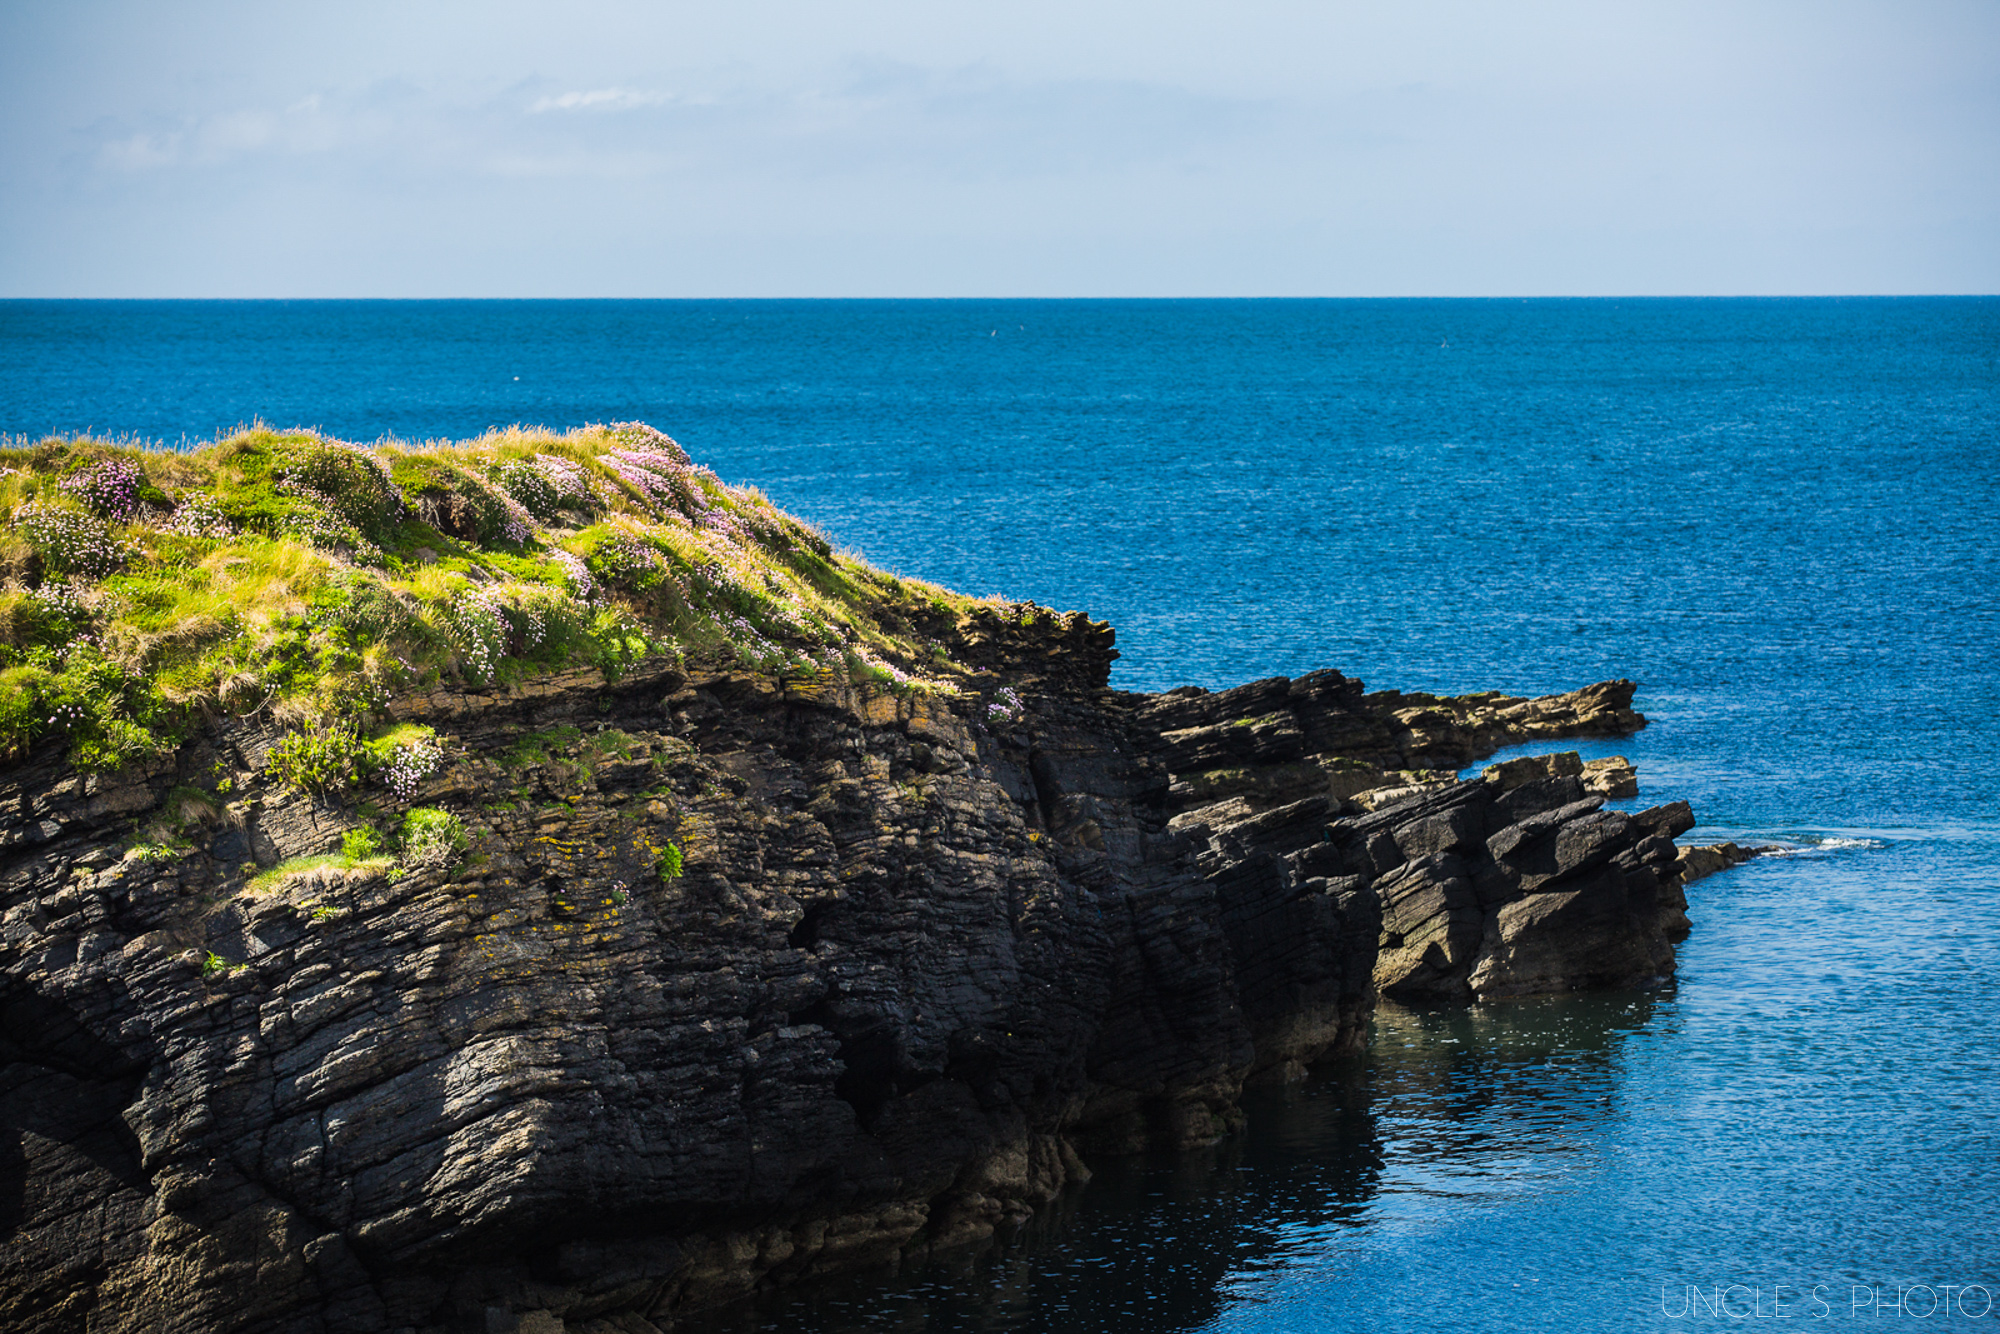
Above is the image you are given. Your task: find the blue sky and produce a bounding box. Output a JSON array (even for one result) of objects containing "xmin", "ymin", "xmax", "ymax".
[{"xmin": 2, "ymin": 0, "xmax": 1995, "ymax": 296}]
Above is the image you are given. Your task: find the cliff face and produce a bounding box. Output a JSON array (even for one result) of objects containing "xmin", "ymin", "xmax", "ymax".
[{"xmin": 0, "ymin": 613, "xmax": 1695, "ymax": 1334}]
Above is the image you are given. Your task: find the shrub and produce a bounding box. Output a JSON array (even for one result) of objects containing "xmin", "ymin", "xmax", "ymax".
[
  {"xmin": 603, "ymin": 446, "xmax": 718, "ymax": 523},
  {"xmin": 3, "ymin": 421, "xmax": 972, "ymax": 771},
  {"xmin": 267, "ymin": 719, "xmax": 365, "ymax": 793},
  {"xmin": 607, "ymin": 422, "xmax": 689, "ymax": 458},
  {"xmin": 440, "ymin": 586, "xmax": 510, "ymax": 683},
  {"xmin": 987, "ymin": 686, "xmax": 1025, "ymax": 725},
  {"xmin": 0, "ymin": 646, "xmax": 175, "ymax": 765},
  {"xmin": 586, "ymin": 606, "xmax": 656, "ymax": 680},
  {"xmin": 656, "ymin": 841, "xmax": 683, "ymax": 880},
  {"xmin": 492, "ymin": 457, "xmax": 560, "ymax": 519},
  {"xmin": 278, "ymin": 497, "xmax": 378, "ymax": 558},
  {"xmin": 400, "ymin": 806, "xmax": 466, "ymax": 869},
  {"xmin": 550, "ymin": 549, "xmax": 595, "ymax": 601},
  {"xmin": 127, "ymin": 840, "xmax": 186, "ymax": 866},
  {"xmin": 317, "ymin": 573, "xmax": 420, "ymax": 643},
  {"xmin": 574, "ymin": 523, "xmax": 664, "ymax": 593},
  {"xmin": 164, "ymin": 491, "xmax": 236, "ymax": 538},
  {"xmin": 59, "ymin": 458, "xmax": 145, "ymax": 521},
  {"xmin": 0, "ymin": 581, "xmax": 88, "ymax": 655},
  {"xmin": 366, "ymin": 725, "xmax": 443, "ymax": 799},
  {"xmin": 0, "ymin": 639, "xmax": 178, "ymax": 770},
  {"xmin": 393, "ymin": 456, "xmax": 532, "ymax": 545},
  {"xmin": 493, "ymin": 454, "xmax": 599, "ymax": 522},
  {"xmin": 75, "ymin": 716, "xmax": 175, "ymax": 771},
  {"xmin": 342, "ymin": 826, "xmax": 382, "ymax": 860},
  {"xmin": 270, "ymin": 440, "xmax": 403, "ymax": 538},
  {"xmin": 499, "ymin": 582, "xmax": 589, "ymax": 662},
  {"xmin": 14, "ymin": 501, "xmax": 135, "ymax": 580}
]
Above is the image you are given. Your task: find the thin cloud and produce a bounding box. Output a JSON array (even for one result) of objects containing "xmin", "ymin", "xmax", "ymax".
[
  {"xmin": 99, "ymin": 130, "xmax": 183, "ymax": 170},
  {"xmin": 14, "ymin": 5, "xmax": 1994, "ymax": 296},
  {"xmin": 91, "ymin": 97, "xmax": 365, "ymax": 170},
  {"xmin": 528, "ymin": 87, "xmax": 672, "ymax": 113}
]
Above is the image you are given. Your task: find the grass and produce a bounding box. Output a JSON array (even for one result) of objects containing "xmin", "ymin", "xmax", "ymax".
[
  {"xmin": 0, "ymin": 422, "xmax": 1001, "ymax": 771},
  {"xmin": 500, "ymin": 725, "xmax": 586, "ymax": 769},
  {"xmin": 248, "ymin": 854, "xmax": 352, "ymax": 895},
  {"xmin": 246, "ymin": 826, "xmax": 399, "ymax": 894}
]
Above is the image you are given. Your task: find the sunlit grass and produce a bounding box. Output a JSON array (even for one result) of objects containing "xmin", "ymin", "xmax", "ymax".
[{"xmin": 0, "ymin": 421, "xmax": 993, "ymax": 770}]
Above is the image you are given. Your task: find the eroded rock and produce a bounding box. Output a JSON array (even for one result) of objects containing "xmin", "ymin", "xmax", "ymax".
[
  {"xmin": 1677, "ymin": 840, "xmax": 1776, "ymax": 885},
  {"xmin": 0, "ymin": 634, "xmax": 1739, "ymax": 1333}
]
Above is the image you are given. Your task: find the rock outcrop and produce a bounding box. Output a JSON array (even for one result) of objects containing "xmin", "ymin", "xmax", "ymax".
[
  {"xmin": 1675, "ymin": 840, "xmax": 1774, "ymax": 885},
  {"xmin": 2, "ymin": 617, "xmax": 1714, "ymax": 1334}
]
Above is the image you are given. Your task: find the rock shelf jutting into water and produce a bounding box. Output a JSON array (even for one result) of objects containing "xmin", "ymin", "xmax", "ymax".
[{"xmin": 0, "ymin": 426, "xmax": 1741, "ymax": 1333}]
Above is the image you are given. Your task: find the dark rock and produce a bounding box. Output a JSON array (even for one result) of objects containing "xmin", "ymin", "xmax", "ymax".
[
  {"xmin": 1676, "ymin": 841, "xmax": 1775, "ymax": 885},
  {"xmin": 1467, "ymin": 863, "xmax": 1666, "ymax": 998},
  {"xmin": 1372, "ymin": 854, "xmax": 1482, "ymax": 1001},
  {"xmin": 1634, "ymin": 801, "xmax": 1698, "ymax": 840},
  {"xmin": 1488, "ymin": 774, "xmax": 1587, "ymax": 829},
  {"xmin": 1, "ymin": 631, "xmax": 1720, "ymax": 1333}
]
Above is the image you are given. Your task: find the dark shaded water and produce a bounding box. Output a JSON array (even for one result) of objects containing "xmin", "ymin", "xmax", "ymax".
[{"xmin": 5, "ymin": 298, "xmax": 1997, "ymax": 1329}]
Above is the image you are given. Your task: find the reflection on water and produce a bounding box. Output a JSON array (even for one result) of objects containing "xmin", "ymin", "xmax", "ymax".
[
  {"xmin": 1210, "ymin": 993, "xmax": 1669, "ymax": 1329},
  {"xmin": 1362, "ymin": 994, "xmax": 1665, "ymax": 1201},
  {"xmin": 680, "ymin": 1073, "xmax": 1379, "ymax": 1333},
  {"xmin": 688, "ymin": 992, "xmax": 1662, "ymax": 1333}
]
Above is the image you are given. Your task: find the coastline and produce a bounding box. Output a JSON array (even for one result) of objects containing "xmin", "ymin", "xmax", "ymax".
[{"xmin": 0, "ymin": 428, "xmax": 1731, "ymax": 1331}]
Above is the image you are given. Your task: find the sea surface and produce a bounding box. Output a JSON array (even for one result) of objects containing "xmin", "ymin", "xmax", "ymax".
[{"xmin": 5, "ymin": 297, "xmax": 1997, "ymax": 1330}]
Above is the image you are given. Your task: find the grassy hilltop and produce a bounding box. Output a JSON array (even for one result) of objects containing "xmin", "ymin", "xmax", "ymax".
[{"xmin": 0, "ymin": 422, "xmax": 993, "ymax": 777}]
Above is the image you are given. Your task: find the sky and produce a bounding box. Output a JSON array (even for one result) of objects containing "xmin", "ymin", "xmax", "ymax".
[{"xmin": 1, "ymin": 0, "xmax": 1996, "ymax": 297}]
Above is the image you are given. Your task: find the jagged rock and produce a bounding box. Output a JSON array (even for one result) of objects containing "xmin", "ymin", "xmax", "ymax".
[
  {"xmin": 1350, "ymin": 771, "xmax": 1460, "ymax": 812},
  {"xmin": 1676, "ymin": 841, "xmax": 1773, "ymax": 884},
  {"xmin": 1582, "ymin": 756, "xmax": 1640, "ymax": 799},
  {"xmin": 1, "ymin": 630, "xmax": 1738, "ymax": 1333},
  {"xmin": 1372, "ymin": 854, "xmax": 1482, "ymax": 999},
  {"xmin": 1634, "ymin": 800, "xmax": 1697, "ymax": 841},
  {"xmin": 1140, "ymin": 673, "xmax": 1647, "ymax": 774},
  {"xmin": 1482, "ymin": 751, "xmax": 1585, "ymax": 792},
  {"xmin": 1467, "ymin": 865, "xmax": 1666, "ymax": 998},
  {"xmin": 1481, "ymin": 750, "xmax": 1640, "ymax": 802}
]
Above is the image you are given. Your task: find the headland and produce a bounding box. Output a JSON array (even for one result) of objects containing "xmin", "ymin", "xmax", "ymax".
[{"xmin": 1, "ymin": 426, "xmax": 1723, "ymax": 1332}]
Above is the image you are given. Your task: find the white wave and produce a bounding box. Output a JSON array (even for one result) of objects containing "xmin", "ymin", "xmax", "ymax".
[{"xmin": 1738, "ymin": 835, "xmax": 1887, "ymax": 859}]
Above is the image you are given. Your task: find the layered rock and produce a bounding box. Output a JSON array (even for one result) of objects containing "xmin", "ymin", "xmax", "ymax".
[
  {"xmin": 1676, "ymin": 839, "xmax": 1774, "ymax": 885},
  {"xmin": 2, "ymin": 620, "xmax": 1721, "ymax": 1334},
  {"xmin": 1134, "ymin": 677, "xmax": 1691, "ymax": 1009}
]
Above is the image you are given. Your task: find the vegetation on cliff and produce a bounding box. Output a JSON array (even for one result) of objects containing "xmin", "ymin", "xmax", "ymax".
[{"xmin": 0, "ymin": 422, "xmax": 986, "ymax": 775}]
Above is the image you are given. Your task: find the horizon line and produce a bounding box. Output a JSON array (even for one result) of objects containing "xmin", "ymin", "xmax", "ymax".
[{"xmin": 4, "ymin": 292, "xmax": 1996, "ymax": 303}]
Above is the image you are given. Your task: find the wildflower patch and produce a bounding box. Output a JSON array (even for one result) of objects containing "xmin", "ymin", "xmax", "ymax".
[{"xmin": 0, "ymin": 421, "xmax": 987, "ymax": 770}]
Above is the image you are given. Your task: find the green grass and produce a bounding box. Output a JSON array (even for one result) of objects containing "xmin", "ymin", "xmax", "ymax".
[
  {"xmin": 0, "ymin": 422, "xmax": 997, "ymax": 770},
  {"xmin": 247, "ymin": 830, "xmax": 398, "ymax": 893},
  {"xmin": 126, "ymin": 839, "xmax": 190, "ymax": 866},
  {"xmin": 400, "ymin": 806, "xmax": 466, "ymax": 870},
  {"xmin": 248, "ymin": 854, "xmax": 349, "ymax": 894},
  {"xmin": 499, "ymin": 725, "xmax": 585, "ymax": 769}
]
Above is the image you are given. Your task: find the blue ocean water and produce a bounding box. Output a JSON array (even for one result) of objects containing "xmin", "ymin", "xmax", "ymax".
[{"xmin": 5, "ymin": 298, "xmax": 1997, "ymax": 1330}]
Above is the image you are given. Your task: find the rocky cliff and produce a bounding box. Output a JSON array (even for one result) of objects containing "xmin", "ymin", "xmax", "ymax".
[
  {"xmin": 1, "ymin": 609, "xmax": 1703, "ymax": 1334},
  {"xmin": 0, "ymin": 425, "xmax": 1721, "ymax": 1333}
]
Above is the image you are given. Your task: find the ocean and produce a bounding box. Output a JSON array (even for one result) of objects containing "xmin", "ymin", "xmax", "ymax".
[{"xmin": 4, "ymin": 297, "xmax": 1996, "ymax": 1331}]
